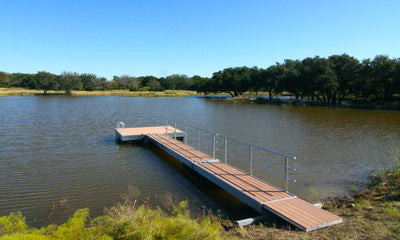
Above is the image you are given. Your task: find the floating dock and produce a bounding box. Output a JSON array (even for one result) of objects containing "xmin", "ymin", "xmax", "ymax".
[
  {"xmin": 115, "ymin": 125, "xmax": 185, "ymax": 141},
  {"xmin": 115, "ymin": 124, "xmax": 342, "ymax": 232}
]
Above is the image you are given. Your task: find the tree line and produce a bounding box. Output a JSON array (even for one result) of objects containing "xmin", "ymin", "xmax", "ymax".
[
  {"xmin": 1, "ymin": 54, "xmax": 399, "ymax": 104},
  {"xmin": 199, "ymin": 54, "xmax": 400, "ymax": 105},
  {"xmin": 0, "ymin": 70, "xmax": 204, "ymax": 96}
]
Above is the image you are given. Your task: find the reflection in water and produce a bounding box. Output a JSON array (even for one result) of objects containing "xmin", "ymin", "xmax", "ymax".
[{"xmin": 0, "ymin": 96, "xmax": 399, "ymax": 227}]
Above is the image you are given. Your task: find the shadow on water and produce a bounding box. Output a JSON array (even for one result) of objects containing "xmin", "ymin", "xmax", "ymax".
[
  {"xmin": 98, "ymin": 136, "xmax": 119, "ymax": 146},
  {"xmin": 142, "ymin": 142, "xmax": 260, "ymax": 221}
]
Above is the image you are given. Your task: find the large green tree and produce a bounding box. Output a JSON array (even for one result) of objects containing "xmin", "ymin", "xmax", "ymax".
[
  {"xmin": 212, "ymin": 67, "xmax": 251, "ymax": 97},
  {"xmin": 0, "ymin": 71, "xmax": 11, "ymax": 87},
  {"xmin": 35, "ymin": 71, "xmax": 57, "ymax": 95},
  {"xmin": 369, "ymin": 55, "xmax": 397, "ymax": 102},
  {"xmin": 279, "ymin": 59, "xmax": 302, "ymax": 99},
  {"xmin": 162, "ymin": 74, "xmax": 193, "ymax": 90},
  {"xmin": 80, "ymin": 73, "xmax": 97, "ymax": 91},
  {"xmin": 9, "ymin": 73, "xmax": 36, "ymax": 89},
  {"xmin": 249, "ymin": 67, "xmax": 264, "ymax": 97},
  {"xmin": 264, "ymin": 64, "xmax": 285, "ymax": 100},
  {"xmin": 328, "ymin": 54, "xmax": 362, "ymax": 104},
  {"xmin": 59, "ymin": 72, "xmax": 82, "ymax": 96}
]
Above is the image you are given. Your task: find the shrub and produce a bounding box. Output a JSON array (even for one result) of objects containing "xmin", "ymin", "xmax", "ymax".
[
  {"xmin": 139, "ymin": 86, "xmax": 150, "ymax": 91},
  {"xmin": 0, "ymin": 212, "xmax": 29, "ymax": 236}
]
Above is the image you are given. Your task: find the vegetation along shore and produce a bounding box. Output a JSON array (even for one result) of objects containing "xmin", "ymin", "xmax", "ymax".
[
  {"xmin": 1, "ymin": 151, "xmax": 399, "ymax": 239},
  {"xmin": 1, "ymin": 53, "xmax": 400, "ymax": 107}
]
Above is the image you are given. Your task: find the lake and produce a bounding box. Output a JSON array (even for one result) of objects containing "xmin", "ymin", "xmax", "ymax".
[{"xmin": 1, "ymin": 96, "xmax": 399, "ymax": 226}]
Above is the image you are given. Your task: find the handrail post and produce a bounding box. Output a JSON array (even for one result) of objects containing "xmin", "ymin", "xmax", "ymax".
[
  {"xmin": 249, "ymin": 145, "xmax": 253, "ymax": 176},
  {"xmin": 197, "ymin": 129, "xmax": 200, "ymax": 150},
  {"xmin": 166, "ymin": 120, "xmax": 168, "ymax": 135},
  {"xmin": 184, "ymin": 126, "xmax": 188, "ymax": 144},
  {"xmin": 285, "ymin": 157, "xmax": 289, "ymax": 192},
  {"xmin": 174, "ymin": 121, "xmax": 177, "ymax": 139},
  {"xmin": 212, "ymin": 134, "xmax": 216, "ymax": 158},
  {"xmin": 224, "ymin": 137, "xmax": 227, "ymax": 164}
]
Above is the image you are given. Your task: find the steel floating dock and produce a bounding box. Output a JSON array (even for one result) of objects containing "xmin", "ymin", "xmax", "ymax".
[{"xmin": 115, "ymin": 122, "xmax": 342, "ymax": 232}]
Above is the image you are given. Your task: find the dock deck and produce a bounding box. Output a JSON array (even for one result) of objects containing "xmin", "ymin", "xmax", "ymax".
[
  {"xmin": 115, "ymin": 126, "xmax": 185, "ymax": 141},
  {"xmin": 115, "ymin": 125, "xmax": 342, "ymax": 232}
]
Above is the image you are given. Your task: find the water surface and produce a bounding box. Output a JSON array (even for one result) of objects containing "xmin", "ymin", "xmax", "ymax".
[{"xmin": 0, "ymin": 96, "xmax": 399, "ymax": 226}]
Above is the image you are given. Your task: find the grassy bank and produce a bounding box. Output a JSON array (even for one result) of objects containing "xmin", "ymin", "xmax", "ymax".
[
  {"xmin": 0, "ymin": 88, "xmax": 197, "ymax": 97},
  {"xmin": 1, "ymin": 151, "xmax": 399, "ymax": 239},
  {"xmin": 230, "ymin": 150, "xmax": 400, "ymax": 239},
  {"xmin": 0, "ymin": 200, "xmax": 230, "ymax": 240}
]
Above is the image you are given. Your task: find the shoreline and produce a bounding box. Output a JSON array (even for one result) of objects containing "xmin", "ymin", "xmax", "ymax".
[
  {"xmin": 2, "ymin": 88, "xmax": 400, "ymax": 111},
  {"xmin": 0, "ymin": 88, "xmax": 198, "ymax": 97}
]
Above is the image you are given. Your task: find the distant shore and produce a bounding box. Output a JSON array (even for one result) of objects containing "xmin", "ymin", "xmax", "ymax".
[
  {"xmin": 2, "ymin": 88, "xmax": 399, "ymax": 111},
  {"xmin": 0, "ymin": 88, "xmax": 198, "ymax": 97}
]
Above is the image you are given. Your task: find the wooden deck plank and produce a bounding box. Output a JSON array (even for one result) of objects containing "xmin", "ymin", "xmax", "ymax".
[
  {"xmin": 197, "ymin": 161, "xmax": 292, "ymax": 203},
  {"xmin": 147, "ymin": 134, "xmax": 213, "ymax": 162},
  {"xmin": 264, "ymin": 197, "xmax": 342, "ymax": 231}
]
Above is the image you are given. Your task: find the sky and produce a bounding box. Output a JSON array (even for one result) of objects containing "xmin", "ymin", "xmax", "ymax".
[{"xmin": 1, "ymin": 0, "xmax": 400, "ymax": 80}]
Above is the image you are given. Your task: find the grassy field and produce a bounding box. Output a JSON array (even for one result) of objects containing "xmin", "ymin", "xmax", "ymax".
[{"xmin": 0, "ymin": 88, "xmax": 198, "ymax": 97}]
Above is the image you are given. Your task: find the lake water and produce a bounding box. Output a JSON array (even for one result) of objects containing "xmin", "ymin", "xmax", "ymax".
[{"xmin": 1, "ymin": 96, "xmax": 399, "ymax": 227}]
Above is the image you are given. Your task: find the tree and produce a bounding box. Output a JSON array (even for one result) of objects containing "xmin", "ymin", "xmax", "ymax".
[
  {"xmin": 138, "ymin": 76, "xmax": 158, "ymax": 89},
  {"xmin": 264, "ymin": 64, "xmax": 285, "ymax": 100},
  {"xmin": 0, "ymin": 71, "xmax": 11, "ymax": 87},
  {"xmin": 212, "ymin": 67, "xmax": 251, "ymax": 97},
  {"xmin": 112, "ymin": 75, "xmax": 139, "ymax": 90},
  {"xmin": 162, "ymin": 74, "xmax": 193, "ymax": 90},
  {"xmin": 191, "ymin": 75, "xmax": 211, "ymax": 94},
  {"xmin": 280, "ymin": 59, "xmax": 302, "ymax": 99},
  {"xmin": 9, "ymin": 73, "xmax": 36, "ymax": 89},
  {"xmin": 394, "ymin": 59, "xmax": 400, "ymax": 99},
  {"xmin": 299, "ymin": 56, "xmax": 338, "ymax": 104},
  {"xmin": 35, "ymin": 71, "xmax": 57, "ymax": 95},
  {"xmin": 59, "ymin": 72, "xmax": 82, "ymax": 96},
  {"xmin": 328, "ymin": 54, "xmax": 362, "ymax": 104},
  {"xmin": 369, "ymin": 55, "xmax": 397, "ymax": 103},
  {"xmin": 249, "ymin": 67, "xmax": 264, "ymax": 97},
  {"xmin": 80, "ymin": 73, "xmax": 97, "ymax": 91}
]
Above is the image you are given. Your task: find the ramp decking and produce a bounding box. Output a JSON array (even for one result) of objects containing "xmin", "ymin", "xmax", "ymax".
[{"xmin": 116, "ymin": 126, "xmax": 342, "ymax": 232}]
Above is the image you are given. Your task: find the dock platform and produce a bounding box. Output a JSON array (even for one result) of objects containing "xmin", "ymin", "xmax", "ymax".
[
  {"xmin": 115, "ymin": 124, "xmax": 342, "ymax": 232},
  {"xmin": 115, "ymin": 125, "xmax": 185, "ymax": 141}
]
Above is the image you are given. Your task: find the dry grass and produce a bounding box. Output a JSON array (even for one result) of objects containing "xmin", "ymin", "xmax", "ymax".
[{"xmin": 0, "ymin": 88, "xmax": 198, "ymax": 97}]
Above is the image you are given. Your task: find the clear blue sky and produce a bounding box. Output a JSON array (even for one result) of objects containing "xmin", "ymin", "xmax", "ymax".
[{"xmin": 1, "ymin": 0, "xmax": 399, "ymax": 80}]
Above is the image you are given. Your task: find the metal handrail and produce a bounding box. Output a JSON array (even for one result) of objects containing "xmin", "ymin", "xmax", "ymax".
[
  {"xmin": 166, "ymin": 119, "xmax": 297, "ymax": 192},
  {"xmin": 117, "ymin": 121, "xmax": 125, "ymax": 134}
]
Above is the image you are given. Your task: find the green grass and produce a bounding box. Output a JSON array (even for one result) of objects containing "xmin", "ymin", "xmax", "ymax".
[{"xmin": 0, "ymin": 200, "xmax": 230, "ymax": 240}]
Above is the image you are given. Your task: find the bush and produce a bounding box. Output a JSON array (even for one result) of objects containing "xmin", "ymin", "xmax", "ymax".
[
  {"xmin": 0, "ymin": 212, "xmax": 29, "ymax": 235},
  {"xmin": 0, "ymin": 201, "xmax": 228, "ymax": 240},
  {"xmin": 139, "ymin": 86, "xmax": 150, "ymax": 91},
  {"xmin": 367, "ymin": 150, "xmax": 400, "ymax": 201}
]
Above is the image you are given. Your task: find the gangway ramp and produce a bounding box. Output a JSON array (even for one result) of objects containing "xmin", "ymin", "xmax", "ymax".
[{"xmin": 116, "ymin": 124, "xmax": 342, "ymax": 231}]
